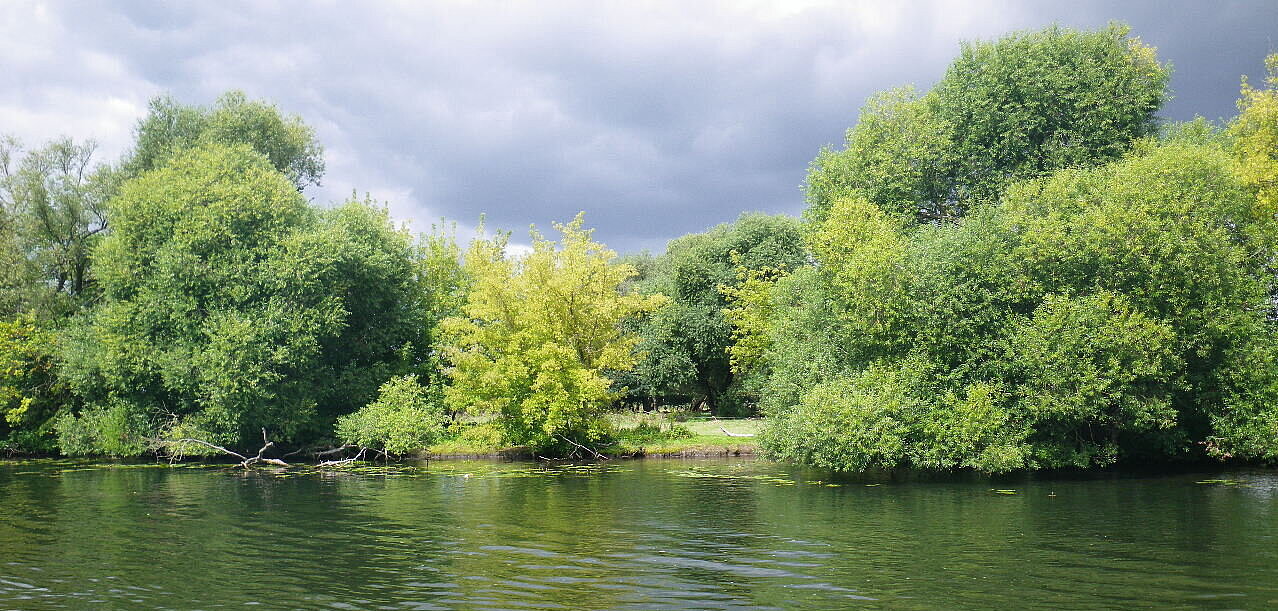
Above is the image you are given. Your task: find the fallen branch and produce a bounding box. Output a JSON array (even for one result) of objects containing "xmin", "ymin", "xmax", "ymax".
[
  {"xmin": 556, "ymin": 434, "xmax": 607, "ymax": 460},
  {"xmin": 314, "ymin": 444, "xmax": 358, "ymax": 458},
  {"xmin": 155, "ymin": 428, "xmax": 290, "ymax": 469},
  {"xmin": 318, "ymin": 447, "xmax": 367, "ymax": 467}
]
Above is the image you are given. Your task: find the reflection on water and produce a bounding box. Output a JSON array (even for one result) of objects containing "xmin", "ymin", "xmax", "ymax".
[{"xmin": 1, "ymin": 458, "xmax": 1276, "ymax": 610}]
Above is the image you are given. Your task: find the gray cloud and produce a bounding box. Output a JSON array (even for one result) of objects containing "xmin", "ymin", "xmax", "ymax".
[{"xmin": 1, "ymin": 1, "xmax": 1274, "ymax": 252}]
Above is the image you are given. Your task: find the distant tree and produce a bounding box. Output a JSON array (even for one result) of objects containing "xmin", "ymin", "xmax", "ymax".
[
  {"xmin": 630, "ymin": 213, "xmax": 807, "ymax": 415},
  {"xmin": 442, "ymin": 215, "xmax": 664, "ymax": 452}
]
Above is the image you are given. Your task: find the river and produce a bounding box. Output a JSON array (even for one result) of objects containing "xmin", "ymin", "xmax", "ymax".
[{"xmin": 1, "ymin": 458, "xmax": 1276, "ymax": 609}]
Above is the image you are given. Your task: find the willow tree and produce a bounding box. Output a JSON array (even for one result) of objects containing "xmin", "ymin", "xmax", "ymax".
[
  {"xmin": 0, "ymin": 137, "xmax": 117, "ymax": 313},
  {"xmin": 442, "ymin": 215, "xmax": 664, "ymax": 452}
]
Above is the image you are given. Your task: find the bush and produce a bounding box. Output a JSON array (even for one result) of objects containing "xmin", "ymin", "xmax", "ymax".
[
  {"xmin": 54, "ymin": 402, "xmax": 149, "ymax": 456},
  {"xmin": 336, "ymin": 375, "xmax": 447, "ymax": 455}
]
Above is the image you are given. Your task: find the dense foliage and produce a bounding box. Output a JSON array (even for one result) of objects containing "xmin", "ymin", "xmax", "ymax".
[
  {"xmin": 748, "ymin": 49, "xmax": 1278, "ymax": 471},
  {"xmin": 126, "ymin": 91, "xmax": 325, "ymax": 190},
  {"xmin": 0, "ymin": 137, "xmax": 116, "ymax": 314},
  {"xmin": 53, "ymin": 144, "xmax": 428, "ymax": 451},
  {"xmin": 623, "ymin": 213, "xmax": 806, "ymax": 415},
  {"xmin": 337, "ymin": 375, "xmax": 448, "ymax": 455},
  {"xmin": 0, "ymin": 315, "xmax": 62, "ymax": 452}
]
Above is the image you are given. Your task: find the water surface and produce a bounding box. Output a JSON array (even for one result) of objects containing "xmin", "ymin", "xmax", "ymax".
[{"xmin": 2, "ymin": 458, "xmax": 1276, "ymax": 609}]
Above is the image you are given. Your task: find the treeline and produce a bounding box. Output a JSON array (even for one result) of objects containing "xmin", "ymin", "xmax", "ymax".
[{"xmin": 2, "ymin": 24, "xmax": 1276, "ymax": 470}]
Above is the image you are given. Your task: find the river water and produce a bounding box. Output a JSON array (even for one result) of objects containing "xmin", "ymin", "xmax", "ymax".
[{"xmin": 1, "ymin": 458, "xmax": 1276, "ymax": 610}]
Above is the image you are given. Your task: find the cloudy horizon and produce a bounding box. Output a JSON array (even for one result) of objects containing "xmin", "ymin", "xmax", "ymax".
[{"xmin": 3, "ymin": 0, "xmax": 1275, "ymax": 253}]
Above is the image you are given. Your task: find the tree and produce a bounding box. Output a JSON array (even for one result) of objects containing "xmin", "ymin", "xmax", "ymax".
[
  {"xmin": 0, "ymin": 136, "xmax": 117, "ymax": 313},
  {"xmin": 1229, "ymin": 53, "xmax": 1278, "ymax": 240},
  {"xmin": 805, "ymin": 87, "xmax": 956, "ymax": 223},
  {"xmin": 0, "ymin": 314, "xmax": 64, "ymax": 452},
  {"xmin": 934, "ymin": 23, "xmax": 1169, "ymax": 202},
  {"xmin": 806, "ymin": 23, "xmax": 1170, "ymax": 224},
  {"xmin": 56, "ymin": 144, "xmax": 428, "ymax": 453},
  {"xmin": 629, "ymin": 213, "xmax": 806, "ymax": 415},
  {"xmin": 442, "ymin": 214, "xmax": 664, "ymax": 452},
  {"xmin": 125, "ymin": 90, "xmax": 325, "ymax": 190}
]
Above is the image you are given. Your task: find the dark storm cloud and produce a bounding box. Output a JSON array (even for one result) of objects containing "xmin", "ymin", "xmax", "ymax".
[{"xmin": 1, "ymin": 1, "xmax": 1274, "ymax": 253}]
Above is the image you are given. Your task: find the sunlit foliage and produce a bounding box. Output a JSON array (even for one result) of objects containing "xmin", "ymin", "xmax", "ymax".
[{"xmin": 443, "ymin": 214, "xmax": 665, "ymax": 452}]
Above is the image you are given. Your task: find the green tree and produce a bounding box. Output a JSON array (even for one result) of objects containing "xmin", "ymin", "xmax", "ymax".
[
  {"xmin": 805, "ymin": 87, "xmax": 956, "ymax": 223},
  {"xmin": 442, "ymin": 214, "xmax": 664, "ymax": 452},
  {"xmin": 806, "ymin": 23, "xmax": 1170, "ymax": 223},
  {"xmin": 1007, "ymin": 292, "xmax": 1181, "ymax": 466},
  {"xmin": 56, "ymin": 144, "xmax": 427, "ymax": 453},
  {"xmin": 757, "ymin": 137, "xmax": 1278, "ymax": 471},
  {"xmin": 628, "ymin": 213, "xmax": 806, "ymax": 415},
  {"xmin": 125, "ymin": 90, "xmax": 325, "ymax": 190},
  {"xmin": 0, "ymin": 314, "xmax": 64, "ymax": 452},
  {"xmin": 336, "ymin": 375, "xmax": 448, "ymax": 455},
  {"xmin": 934, "ymin": 23, "xmax": 1168, "ymax": 202}
]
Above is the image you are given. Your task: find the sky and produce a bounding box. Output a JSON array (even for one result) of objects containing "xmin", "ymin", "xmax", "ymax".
[{"xmin": 2, "ymin": 0, "xmax": 1275, "ymax": 253}]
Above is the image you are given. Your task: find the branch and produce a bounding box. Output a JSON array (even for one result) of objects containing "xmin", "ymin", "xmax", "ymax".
[
  {"xmin": 313, "ymin": 444, "xmax": 358, "ymax": 458},
  {"xmin": 161, "ymin": 437, "xmax": 248, "ymax": 462},
  {"xmin": 153, "ymin": 428, "xmax": 290, "ymax": 469},
  {"xmin": 556, "ymin": 434, "xmax": 607, "ymax": 460},
  {"xmin": 318, "ymin": 447, "xmax": 367, "ymax": 467}
]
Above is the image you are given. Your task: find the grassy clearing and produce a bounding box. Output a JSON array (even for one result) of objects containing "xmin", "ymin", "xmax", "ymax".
[{"xmin": 424, "ymin": 412, "xmax": 762, "ymax": 458}]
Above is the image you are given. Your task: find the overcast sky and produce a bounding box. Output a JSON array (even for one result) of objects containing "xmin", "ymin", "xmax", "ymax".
[{"xmin": 2, "ymin": 1, "xmax": 1275, "ymax": 252}]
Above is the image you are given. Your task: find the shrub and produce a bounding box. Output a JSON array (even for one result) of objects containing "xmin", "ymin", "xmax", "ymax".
[
  {"xmin": 54, "ymin": 402, "xmax": 149, "ymax": 456},
  {"xmin": 336, "ymin": 375, "xmax": 447, "ymax": 455}
]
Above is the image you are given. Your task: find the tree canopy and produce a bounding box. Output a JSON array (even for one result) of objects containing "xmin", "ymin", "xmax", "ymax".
[
  {"xmin": 806, "ymin": 23, "xmax": 1170, "ymax": 224},
  {"xmin": 126, "ymin": 90, "xmax": 325, "ymax": 190}
]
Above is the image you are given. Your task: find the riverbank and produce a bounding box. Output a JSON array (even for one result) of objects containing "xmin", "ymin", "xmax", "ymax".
[{"xmin": 0, "ymin": 415, "xmax": 762, "ymax": 463}]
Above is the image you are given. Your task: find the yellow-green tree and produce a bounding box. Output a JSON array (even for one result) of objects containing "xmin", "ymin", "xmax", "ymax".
[
  {"xmin": 1230, "ymin": 53, "xmax": 1278, "ymax": 231},
  {"xmin": 442, "ymin": 214, "xmax": 664, "ymax": 452}
]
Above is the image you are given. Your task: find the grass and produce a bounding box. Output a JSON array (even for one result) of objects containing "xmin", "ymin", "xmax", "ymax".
[
  {"xmin": 424, "ymin": 412, "xmax": 762, "ymax": 458},
  {"xmin": 607, "ymin": 412, "xmax": 761, "ymax": 456}
]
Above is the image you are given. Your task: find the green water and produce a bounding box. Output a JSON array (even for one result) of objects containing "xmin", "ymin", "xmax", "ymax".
[{"xmin": 1, "ymin": 458, "xmax": 1276, "ymax": 610}]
